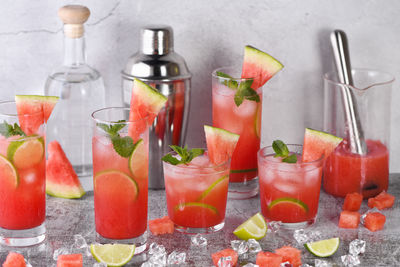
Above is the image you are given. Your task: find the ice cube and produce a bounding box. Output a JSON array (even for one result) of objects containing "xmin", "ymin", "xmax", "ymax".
[
  {"xmin": 218, "ymin": 256, "xmax": 233, "ymax": 267},
  {"xmin": 148, "ymin": 242, "xmax": 166, "ymax": 255},
  {"xmin": 191, "ymin": 233, "xmax": 207, "ymax": 247},
  {"xmin": 167, "ymin": 251, "xmax": 186, "ymax": 265},
  {"xmin": 315, "ymin": 259, "xmax": 332, "ymax": 267},
  {"xmin": 93, "ymin": 263, "xmax": 107, "ymax": 267},
  {"xmin": 149, "ymin": 253, "xmax": 167, "ymax": 266},
  {"xmin": 280, "ymin": 262, "xmax": 293, "ymax": 267},
  {"xmin": 53, "ymin": 247, "xmax": 70, "ymax": 261},
  {"xmin": 341, "ymin": 254, "xmax": 360, "ymax": 266},
  {"xmin": 309, "ymin": 231, "xmax": 322, "ymax": 242},
  {"xmin": 25, "ymin": 260, "xmax": 33, "ymax": 267},
  {"xmin": 360, "ymin": 208, "xmax": 379, "ymax": 225},
  {"xmin": 140, "ymin": 262, "xmax": 153, "ymax": 267},
  {"xmin": 293, "ymin": 229, "xmax": 309, "ymax": 244},
  {"xmin": 273, "ymin": 181, "xmax": 298, "ymax": 194},
  {"xmin": 247, "ymin": 239, "xmax": 262, "ymax": 254},
  {"xmin": 242, "ymin": 263, "xmax": 259, "ymax": 267},
  {"xmin": 230, "ymin": 240, "xmax": 248, "ymax": 255},
  {"xmin": 233, "ymin": 99, "xmax": 257, "ymax": 118},
  {"xmin": 300, "ymin": 264, "xmax": 313, "ymax": 267},
  {"xmin": 268, "ymin": 221, "xmax": 282, "ymax": 233},
  {"xmin": 73, "ymin": 234, "xmax": 87, "ymax": 249},
  {"xmin": 349, "ymin": 239, "xmax": 366, "ymax": 256}
]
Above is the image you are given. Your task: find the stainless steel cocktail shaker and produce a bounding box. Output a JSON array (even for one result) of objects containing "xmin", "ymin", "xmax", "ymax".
[{"xmin": 121, "ymin": 25, "xmax": 191, "ymax": 189}]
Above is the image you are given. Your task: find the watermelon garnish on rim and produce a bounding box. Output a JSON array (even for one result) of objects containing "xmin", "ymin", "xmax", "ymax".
[
  {"xmin": 204, "ymin": 125, "xmax": 239, "ymax": 165},
  {"xmin": 15, "ymin": 95, "xmax": 59, "ymax": 135},
  {"xmin": 241, "ymin": 45, "xmax": 284, "ymax": 90},
  {"xmin": 302, "ymin": 128, "xmax": 343, "ymax": 162},
  {"xmin": 128, "ymin": 79, "xmax": 167, "ymax": 140}
]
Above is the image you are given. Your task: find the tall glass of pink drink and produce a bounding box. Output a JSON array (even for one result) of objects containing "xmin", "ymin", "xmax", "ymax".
[
  {"xmin": 0, "ymin": 101, "xmax": 46, "ymax": 247},
  {"xmin": 258, "ymin": 145, "xmax": 323, "ymax": 228},
  {"xmin": 212, "ymin": 66, "xmax": 262, "ymax": 199},
  {"xmin": 163, "ymin": 152, "xmax": 230, "ymax": 233},
  {"xmin": 92, "ymin": 107, "xmax": 149, "ymax": 254}
]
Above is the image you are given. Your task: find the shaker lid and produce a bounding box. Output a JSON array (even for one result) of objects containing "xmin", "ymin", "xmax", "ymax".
[
  {"xmin": 122, "ymin": 25, "xmax": 191, "ymax": 81},
  {"xmin": 58, "ymin": 5, "xmax": 90, "ymax": 38}
]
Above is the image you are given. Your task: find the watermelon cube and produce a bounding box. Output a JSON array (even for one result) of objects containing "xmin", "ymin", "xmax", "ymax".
[
  {"xmin": 256, "ymin": 251, "xmax": 283, "ymax": 267},
  {"xmin": 367, "ymin": 191, "xmax": 395, "ymax": 210},
  {"xmin": 148, "ymin": 216, "xmax": 174, "ymax": 235},
  {"xmin": 364, "ymin": 212, "xmax": 386, "ymax": 232},
  {"xmin": 343, "ymin": 192, "xmax": 363, "ymax": 211},
  {"xmin": 338, "ymin": 211, "xmax": 360, "ymax": 229},
  {"xmin": 57, "ymin": 254, "xmax": 83, "ymax": 267},
  {"xmin": 275, "ymin": 246, "xmax": 301, "ymax": 267},
  {"xmin": 2, "ymin": 252, "xmax": 26, "ymax": 267},
  {"xmin": 211, "ymin": 248, "xmax": 238, "ymax": 267}
]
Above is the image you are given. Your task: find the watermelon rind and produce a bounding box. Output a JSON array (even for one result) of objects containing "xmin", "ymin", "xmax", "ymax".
[
  {"xmin": 132, "ymin": 79, "xmax": 168, "ymax": 116},
  {"xmin": 204, "ymin": 125, "xmax": 240, "ymax": 165},
  {"xmin": 302, "ymin": 128, "xmax": 343, "ymax": 162},
  {"xmin": 15, "ymin": 94, "xmax": 59, "ymax": 123}
]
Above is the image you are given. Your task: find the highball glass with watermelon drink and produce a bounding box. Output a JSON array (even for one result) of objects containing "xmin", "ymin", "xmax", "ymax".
[
  {"xmin": 0, "ymin": 101, "xmax": 46, "ymax": 246},
  {"xmin": 163, "ymin": 152, "xmax": 230, "ymax": 233},
  {"xmin": 212, "ymin": 66, "xmax": 262, "ymax": 199},
  {"xmin": 258, "ymin": 145, "xmax": 323, "ymax": 228},
  {"xmin": 92, "ymin": 107, "xmax": 148, "ymax": 253}
]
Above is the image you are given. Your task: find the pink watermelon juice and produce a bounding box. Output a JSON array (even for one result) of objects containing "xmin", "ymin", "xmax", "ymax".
[
  {"xmin": 163, "ymin": 153, "xmax": 230, "ymax": 232},
  {"xmin": 258, "ymin": 145, "xmax": 323, "ymax": 225},
  {"xmin": 92, "ymin": 107, "xmax": 149, "ymax": 241},
  {"xmin": 323, "ymin": 139, "xmax": 389, "ymax": 199},
  {"xmin": 212, "ymin": 70, "xmax": 262, "ymax": 184}
]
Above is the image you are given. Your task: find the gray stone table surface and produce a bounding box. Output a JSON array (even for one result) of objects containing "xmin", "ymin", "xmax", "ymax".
[{"xmin": 1, "ymin": 174, "xmax": 399, "ymax": 266}]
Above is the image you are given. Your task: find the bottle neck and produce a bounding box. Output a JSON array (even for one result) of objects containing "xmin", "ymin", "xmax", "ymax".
[{"xmin": 63, "ymin": 35, "xmax": 86, "ymax": 66}]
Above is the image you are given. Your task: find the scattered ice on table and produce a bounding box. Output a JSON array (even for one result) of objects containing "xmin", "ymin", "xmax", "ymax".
[
  {"xmin": 360, "ymin": 208, "xmax": 379, "ymax": 224},
  {"xmin": 315, "ymin": 259, "xmax": 332, "ymax": 267},
  {"xmin": 25, "ymin": 260, "xmax": 32, "ymax": 267},
  {"xmin": 280, "ymin": 261, "xmax": 293, "ymax": 267},
  {"xmin": 349, "ymin": 239, "xmax": 366, "ymax": 255},
  {"xmin": 341, "ymin": 254, "xmax": 361, "ymax": 266},
  {"xmin": 309, "ymin": 230, "xmax": 322, "ymax": 242},
  {"xmin": 247, "ymin": 239, "xmax": 262, "ymax": 254},
  {"xmin": 140, "ymin": 262, "xmax": 153, "ymax": 267},
  {"xmin": 218, "ymin": 256, "xmax": 233, "ymax": 267},
  {"xmin": 72, "ymin": 234, "xmax": 91, "ymax": 256},
  {"xmin": 53, "ymin": 247, "xmax": 70, "ymax": 260},
  {"xmin": 293, "ymin": 229, "xmax": 309, "ymax": 244},
  {"xmin": 242, "ymin": 263, "xmax": 259, "ymax": 267},
  {"xmin": 93, "ymin": 263, "xmax": 107, "ymax": 267},
  {"xmin": 230, "ymin": 240, "xmax": 248, "ymax": 255},
  {"xmin": 191, "ymin": 233, "xmax": 207, "ymax": 247},
  {"xmin": 300, "ymin": 264, "xmax": 313, "ymax": 267},
  {"xmin": 268, "ymin": 221, "xmax": 282, "ymax": 233},
  {"xmin": 167, "ymin": 250, "xmax": 186, "ymax": 265},
  {"xmin": 148, "ymin": 242, "xmax": 166, "ymax": 255},
  {"xmin": 149, "ymin": 252, "xmax": 167, "ymax": 266}
]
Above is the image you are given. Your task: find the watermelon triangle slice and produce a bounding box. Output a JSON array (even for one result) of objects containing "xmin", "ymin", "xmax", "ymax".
[
  {"xmin": 204, "ymin": 125, "xmax": 240, "ymax": 165},
  {"xmin": 302, "ymin": 128, "xmax": 343, "ymax": 162},
  {"xmin": 46, "ymin": 140, "xmax": 85, "ymax": 199},
  {"xmin": 241, "ymin": 45, "xmax": 284, "ymax": 89}
]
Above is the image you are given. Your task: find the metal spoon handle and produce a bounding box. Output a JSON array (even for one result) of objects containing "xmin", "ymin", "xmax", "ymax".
[{"xmin": 330, "ymin": 30, "xmax": 367, "ymax": 155}]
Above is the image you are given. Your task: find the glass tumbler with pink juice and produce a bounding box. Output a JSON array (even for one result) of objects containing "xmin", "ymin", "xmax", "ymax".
[
  {"xmin": 0, "ymin": 101, "xmax": 46, "ymax": 247},
  {"xmin": 92, "ymin": 107, "xmax": 149, "ymax": 253},
  {"xmin": 258, "ymin": 144, "xmax": 323, "ymax": 228}
]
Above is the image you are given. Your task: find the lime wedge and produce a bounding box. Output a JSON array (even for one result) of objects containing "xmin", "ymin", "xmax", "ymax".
[
  {"xmin": 197, "ymin": 175, "xmax": 228, "ymax": 201},
  {"xmin": 7, "ymin": 136, "xmax": 44, "ymax": 169},
  {"xmin": 128, "ymin": 139, "xmax": 147, "ymax": 180},
  {"xmin": 0, "ymin": 154, "xmax": 18, "ymax": 188},
  {"xmin": 90, "ymin": 243, "xmax": 135, "ymax": 267},
  {"xmin": 305, "ymin": 237, "xmax": 340, "ymax": 257},
  {"xmin": 233, "ymin": 212, "xmax": 267, "ymax": 240},
  {"xmin": 268, "ymin": 197, "xmax": 309, "ymax": 212}
]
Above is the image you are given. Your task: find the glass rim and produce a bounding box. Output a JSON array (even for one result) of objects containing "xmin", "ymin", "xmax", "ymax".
[
  {"xmin": 323, "ymin": 68, "xmax": 395, "ymax": 91},
  {"xmin": 162, "ymin": 150, "xmax": 231, "ymax": 171},
  {"xmin": 0, "ymin": 100, "xmax": 44, "ymax": 118},
  {"xmin": 91, "ymin": 106, "xmax": 149, "ymax": 124},
  {"xmin": 212, "ymin": 66, "xmax": 254, "ymax": 81},
  {"xmin": 258, "ymin": 144, "xmax": 324, "ymax": 165}
]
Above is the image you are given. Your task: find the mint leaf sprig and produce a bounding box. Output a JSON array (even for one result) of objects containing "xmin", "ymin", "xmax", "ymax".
[
  {"xmin": 0, "ymin": 121, "xmax": 26, "ymax": 137},
  {"xmin": 272, "ymin": 140, "xmax": 297, "ymax": 163},
  {"xmin": 216, "ymin": 71, "xmax": 260, "ymax": 107},
  {"xmin": 162, "ymin": 145, "xmax": 204, "ymax": 165},
  {"xmin": 97, "ymin": 120, "xmax": 140, "ymax": 158}
]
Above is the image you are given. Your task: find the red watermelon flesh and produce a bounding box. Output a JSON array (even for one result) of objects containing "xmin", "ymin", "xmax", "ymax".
[
  {"xmin": 302, "ymin": 128, "xmax": 343, "ymax": 162},
  {"xmin": 367, "ymin": 191, "xmax": 395, "ymax": 210},
  {"xmin": 57, "ymin": 254, "xmax": 83, "ymax": 267},
  {"xmin": 128, "ymin": 79, "xmax": 167, "ymax": 141},
  {"xmin": 211, "ymin": 248, "xmax": 238, "ymax": 267},
  {"xmin": 148, "ymin": 216, "xmax": 174, "ymax": 235},
  {"xmin": 204, "ymin": 125, "xmax": 239, "ymax": 165},
  {"xmin": 256, "ymin": 251, "xmax": 283, "ymax": 267},
  {"xmin": 2, "ymin": 252, "xmax": 26, "ymax": 267},
  {"xmin": 275, "ymin": 246, "xmax": 302, "ymax": 267},
  {"xmin": 46, "ymin": 141, "xmax": 85, "ymax": 199},
  {"xmin": 343, "ymin": 192, "xmax": 363, "ymax": 211},
  {"xmin": 338, "ymin": 210, "xmax": 360, "ymax": 229},
  {"xmin": 241, "ymin": 45, "xmax": 284, "ymax": 89},
  {"xmin": 364, "ymin": 212, "xmax": 386, "ymax": 232}
]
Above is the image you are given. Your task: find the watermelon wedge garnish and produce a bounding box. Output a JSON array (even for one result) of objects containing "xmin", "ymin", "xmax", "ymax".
[
  {"xmin": 15, "ymin": 95, "xmax": 59, "ymax": 135},
  {"xmin": 241, "ymin": 45, "xmax": 284, "ymax": 90},
  {"xmin": 128, "ymin": 79, "xmax": 167, "ymax": 140},
  {"xmin": 46, "ymin": 140, "xmax": 85, "ymax": 199},
  {"xmin": 302, "ymin": 128, "xmax": 343, "ymax": 162},
  {"xmin": 204, "ymin": 125, "xmax": 239, "ymax": 165}
]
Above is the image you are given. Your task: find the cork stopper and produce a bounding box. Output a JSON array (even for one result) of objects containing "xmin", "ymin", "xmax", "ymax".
[{"xmin": 58, "ymin": 5, "xmax": 90, "ymax": 38}]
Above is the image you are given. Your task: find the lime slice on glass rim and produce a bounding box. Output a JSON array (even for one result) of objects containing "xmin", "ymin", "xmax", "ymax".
[
  {"xmin": 7, "ymin": 136, "xmax": 44, "ymax": 169},
  {"xmin": 233, "ymin": 212, "xmax": 267, "ymax": 240},
  {"xmin": 90, "ymin": 243, "xmax": 136, "ymax": 267},
  {"xmin": 268, "ymin": 197, "xmax": 309, "ymax": 212},
  {"xmin": 305, "ymin": 237, "xmax": 340, "ymax": 257}
]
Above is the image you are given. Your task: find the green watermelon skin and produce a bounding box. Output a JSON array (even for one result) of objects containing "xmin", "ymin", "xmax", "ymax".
[
  {"xmin": 46, "ymin": 141, "xmax": 85, "ymax": 199},
  {"xmin": 204, "ymin": 125, "xmax": 239, "ymax": 165},
  {"xmin": 302, "ymin": 128, "xmax": 343, "ymax": 162},
  {"xmin": 2, "ymin": 252, "xmax": 26, "ymax": 267},
  {"xmin": 241, "ymin": 45, "xmax": 284, "ymax": 89}
]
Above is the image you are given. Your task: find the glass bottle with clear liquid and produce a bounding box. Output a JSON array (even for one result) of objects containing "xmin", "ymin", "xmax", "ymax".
[{"xmin": 44, "ymin": 5, "xmax": 105, "ymax": 191}]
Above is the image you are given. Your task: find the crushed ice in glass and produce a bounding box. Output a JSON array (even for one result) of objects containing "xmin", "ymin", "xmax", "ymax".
[
  {"xmin": 280, "ymin": 261, "xmax": 293, "ymax": 267},
  {"xmin": 349, "ymin": 239, "xmax": 366, "ymax": 255},
  {"xmin": 191, "ymin": 233, "xmax": 207, "ymax": 247},
  {"xmin": 360, "ymin": 208, "xmax": 379, "ymax": 224},
  {"xmin": 53, "ymin": 247, "xmax": 70, "ymax": 260},
  {"xmin": 268, "ymin": 221, "xmax": 282, "ymax": 233},
  {"xmin": 167, "ymin": 250, "xmax": 186, "ymax": 265},
  {"xmin": 341, "ymin": 254, "xmax": 360, "ymax": 266},
  {"xmin": 218, "ymin": 256, "xmax": 233, "ymax": 267},
  {"xmin": 315, "ymin": 259, "xmax": 332, "ymax": 267},
  {"xmin": 93, "ymin": 263, "xmax": 107, "ymax": 267},
  {"xmin": 230, "ymin": 240, "xmax": 248, "ymax": 255},
  {"xmin": 247, "ymin": 239, "xmax": 262, "ymax": 254},
  {"xmin": 242, "ymin": 263, "xmax": 259, "ymax": 267}
]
